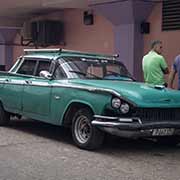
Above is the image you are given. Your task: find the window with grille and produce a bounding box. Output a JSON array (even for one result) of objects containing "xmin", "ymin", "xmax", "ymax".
[{"xmin": 162, "ymin": 0, "xmax": 180, "ymax": 31}]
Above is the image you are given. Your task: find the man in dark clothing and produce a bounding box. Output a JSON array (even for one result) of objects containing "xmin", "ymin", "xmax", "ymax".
[{"xmin": 169, "ymin": 55, "xmax": 180, "ymax": 90}]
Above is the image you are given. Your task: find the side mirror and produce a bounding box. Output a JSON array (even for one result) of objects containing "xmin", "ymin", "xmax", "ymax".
[{"xmin": 39, "ymin": 70, "xmax": 53, "ymax": 80}]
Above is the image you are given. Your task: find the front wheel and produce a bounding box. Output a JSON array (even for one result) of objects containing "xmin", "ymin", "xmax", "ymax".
[
  {"xmin": 72, "ymin": 108, "xmax": 104, "ymax": 150},
  {"xmin": 0, "ymin": 104, "xmax": 10, "ymax": 126}
]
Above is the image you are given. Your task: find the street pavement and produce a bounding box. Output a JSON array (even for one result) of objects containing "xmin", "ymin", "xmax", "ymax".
[{"xmin": 0, "ymin": 118, "xmax": 180, "ymax": 180}]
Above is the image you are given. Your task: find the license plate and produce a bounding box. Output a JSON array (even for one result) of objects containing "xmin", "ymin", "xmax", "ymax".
[{"xmin": 152, "ymin": 128, "xmax": 174, "ymax": 136}]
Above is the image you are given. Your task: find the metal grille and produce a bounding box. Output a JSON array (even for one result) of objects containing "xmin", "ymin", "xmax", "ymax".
[
  {"xmin": 135, "ymin": 108, "xmax": 180, "ymax": 122},
  {"xmin": 162, "ymin": 0, "xmax": 180, "ymax": 31}
]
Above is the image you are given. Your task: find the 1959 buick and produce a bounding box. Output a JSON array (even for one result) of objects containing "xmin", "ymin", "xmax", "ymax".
[{"xmin": 0, "ymin": 48, "xmax": 180, "ymax": 150}]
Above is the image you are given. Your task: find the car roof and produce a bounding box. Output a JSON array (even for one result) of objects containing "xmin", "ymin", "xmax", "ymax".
[{"xmin": 23, "ymin": 49, "xmax": 119, "ymax": 60}]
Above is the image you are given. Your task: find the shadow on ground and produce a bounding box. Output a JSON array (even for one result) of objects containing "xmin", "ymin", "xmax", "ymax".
[
  {"xmin": 7, "ymin": 118, "xmax": 180, "ymax": 155},
  {"xmin": 8, "ymin": 118, "xmax": 73, "ymax": 145}
]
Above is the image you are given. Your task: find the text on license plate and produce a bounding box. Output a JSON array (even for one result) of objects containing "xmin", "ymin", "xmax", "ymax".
[{"xmin": 152, "ymin": 128, "xmax": 175, "ymax": 136}]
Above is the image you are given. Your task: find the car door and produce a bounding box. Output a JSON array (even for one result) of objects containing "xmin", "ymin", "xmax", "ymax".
[
  {"xmin": 22, "ymin": 59, "xmax": 52, "ymax": 121},
  {"xmin": 49, "ymin": 63, "xmax": 68, "ymax": 124},
  {"xmin": 1, "ymin": 57, "xmax": 28, "ymax": 113}
]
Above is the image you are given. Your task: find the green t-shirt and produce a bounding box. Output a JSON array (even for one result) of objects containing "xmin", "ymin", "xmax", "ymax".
[{"xmin": 142, "ymin": 51, "xmax": 168, "ymax": 85}]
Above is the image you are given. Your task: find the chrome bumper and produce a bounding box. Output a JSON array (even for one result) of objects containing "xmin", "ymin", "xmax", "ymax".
[
  {"xmin": 92, "ymin": 115, "xmax": 180, "ymax": 138},
  {"xmin": 92, "ymin": 115, "xmax": 142, "ymax": 129}
]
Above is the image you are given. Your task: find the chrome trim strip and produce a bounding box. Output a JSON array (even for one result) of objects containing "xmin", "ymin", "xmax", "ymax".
[
  {"xmin": 94, "ymin": 115, "xmax": 118, "ymax": 120},
  {"xmin": 53, "ymin": 84, "xmax": 132, "ymax": 103},
  {"xmin": 92, "ymin": 121, "xmax": 123, "ymax": 127},
  {"xmin": 0, "ymin": 80, "xmax": 136, "ymax": 105},
  {"xmin": 94, "ymin": 115, "xmax": 142, "ymax": 124},
  {"xmin": 5, "ymin": 80, "xmax": 122, "ymax": 97},
  {"xmin": 92, "ymin": 119, "xmax": 142, "ymax": 127},
  {"xmin": 119, "ymin": 118, "xmax": 133, "ymax": 122},
  {"xmin": 0, "ymin": 80, "xmax": 136, "ymax": 106}
]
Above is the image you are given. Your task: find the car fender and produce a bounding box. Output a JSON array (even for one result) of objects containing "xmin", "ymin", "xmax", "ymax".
[{"xmin": 60, "ymin": 99, "xmax": 96, "ymax": 125}]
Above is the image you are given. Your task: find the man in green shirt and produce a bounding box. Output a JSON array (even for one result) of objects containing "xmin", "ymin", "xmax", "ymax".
[{"xmin": 142, "ymin": 40, "xmax": 169, "ymax": 86}]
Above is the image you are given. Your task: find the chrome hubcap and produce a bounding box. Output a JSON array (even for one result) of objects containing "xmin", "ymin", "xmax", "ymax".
[{"xmin": 74, "ymin": 115, "xmax": 91, "ymax": 144}]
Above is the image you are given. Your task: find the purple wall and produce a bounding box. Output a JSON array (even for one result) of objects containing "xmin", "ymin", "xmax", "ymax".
[
  {"xmin": 91, "ymin": 0, "xmax": 154, "ymax": 81},
  {"xmin": 114, "ymin": 24, "xmax": 134, "ymax": 73},
  {"xmin": 0, "ymin": 27, "xmax": 20, "ymax": 70}
]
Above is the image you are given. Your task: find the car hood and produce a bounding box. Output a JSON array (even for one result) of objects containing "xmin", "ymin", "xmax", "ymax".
[{"xmin": 69, "ymin": 79, "xmax": 180, "ymax": 107}]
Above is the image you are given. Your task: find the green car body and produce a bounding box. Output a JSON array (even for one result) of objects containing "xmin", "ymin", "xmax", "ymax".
[{"xmin": 1, "ymin": 49, "xmax": 180, "ymax": 149}]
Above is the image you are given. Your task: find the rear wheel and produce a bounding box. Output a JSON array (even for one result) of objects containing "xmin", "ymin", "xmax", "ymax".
[
  {"xmin": 72, "ymin": 108, "xmax": 104, "ymax": 150},
  {"xmin": 0, "ymin": 103, "xmax": 10, "ymax": 126}
]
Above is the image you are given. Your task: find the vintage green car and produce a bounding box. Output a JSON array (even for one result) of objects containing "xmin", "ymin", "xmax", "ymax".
[{"xmin": 1, "ymin": 49, "xmax": 180, "ymax": 149}]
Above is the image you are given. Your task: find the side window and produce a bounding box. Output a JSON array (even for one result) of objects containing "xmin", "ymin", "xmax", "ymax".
[
  {"xmin": 54, "ymin": 65, "xmax": 66, "ymax": 79},
  {"xmin": 36, "ymin": 61, "xmax": 51, "ymax": 76},
  {"xmin": 17, "ymin": 59, "xmax": 36, "ymax": 75}
]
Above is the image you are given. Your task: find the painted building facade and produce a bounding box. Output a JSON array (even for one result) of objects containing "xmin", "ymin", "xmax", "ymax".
[{"xmin": 0, "ymin": 1, "xmax": 179, "ymax": 87}]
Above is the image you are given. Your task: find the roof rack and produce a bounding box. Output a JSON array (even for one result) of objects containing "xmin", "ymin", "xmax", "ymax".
[
  {"xmin": 23, "ymin": 48, "xmax": 119, "ymax": 58},
  {"xmin": 61, "ymin": 49, "xmax": 119, "ymax": 58},
  {"xmin": 24, "ymin": 48, "xmax": 62, "ymax": 54}
]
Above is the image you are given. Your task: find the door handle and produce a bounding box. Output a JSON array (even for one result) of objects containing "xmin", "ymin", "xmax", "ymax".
[
  {"xmin": 54, "ymin": 95, "xmax": 60, "ymax": 100},
  {"xmin": 5, "ymin": 79, "xmax": 10, "ymax": 82},
  {"xmin": 25, "ymin": 80, "xmax": 32, "ymax": 84}
]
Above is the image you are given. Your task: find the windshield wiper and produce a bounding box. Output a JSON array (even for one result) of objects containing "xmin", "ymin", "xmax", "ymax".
[
  {"xmin": 106, "ymin": 70, "xmax": 136, "ymax": 81},
  {"xmin": 69, "ymin": 70, "xmax": 102, "ymax": 79}
]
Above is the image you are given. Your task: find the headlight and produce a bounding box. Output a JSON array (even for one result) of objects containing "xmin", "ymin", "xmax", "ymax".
[
  {"xmin": 120, "ymin": 103, "xmax": 130, "ymax": 114},
  {"xmin": 112, "ymin": 98, "xmax": 121, "ymax": 109}
]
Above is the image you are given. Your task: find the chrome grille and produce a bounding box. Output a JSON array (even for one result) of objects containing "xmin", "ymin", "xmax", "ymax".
[{"xmin": 135, "ymin": 108, "xmax": 180, "ymax": 122}]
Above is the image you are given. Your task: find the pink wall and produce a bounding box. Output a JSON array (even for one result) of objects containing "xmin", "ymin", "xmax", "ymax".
[
  {"xmin": 144, "ymin": 4, "xmax": 180, "ymax": 87},
  {"xmin": 13, "ymin": 9, "xmax": 114, "ymax": 61},
  {"xmin": 13, "ymin": 40, "xmax": 23, "ymax": 62},
  {"xmin": 63, "ymin": 9, "xmax": 114, "ymax": 54}
]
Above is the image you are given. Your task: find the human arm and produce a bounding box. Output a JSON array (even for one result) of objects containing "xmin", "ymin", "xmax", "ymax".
[
  {"xmin": 168, "ymin": 66, "xmax": 176, "ymax": 89},
  {"xmin": 160, "ymin": 56, "xmax": 169, "ymax": 74},
  {"xmin": 162, "ymin": 67, "xmax": 169, "ymax": 74},
  {"xmin": 168, "ymin": 57, "xmax": 179, "ymax": 89}
]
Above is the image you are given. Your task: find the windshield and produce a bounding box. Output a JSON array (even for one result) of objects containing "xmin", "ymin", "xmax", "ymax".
[{"xmin": 59, "ymin": 57, "xmax": 133, "ymax": 81}]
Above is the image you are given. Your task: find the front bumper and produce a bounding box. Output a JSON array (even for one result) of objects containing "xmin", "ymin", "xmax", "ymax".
[{"xmin": 92, "ymin": 115, "xmax": 180, "ymax": 138}]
